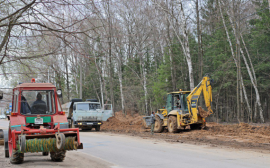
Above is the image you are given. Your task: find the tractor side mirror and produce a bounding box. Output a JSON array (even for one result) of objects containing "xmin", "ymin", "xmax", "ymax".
[
  {"xmin": 0, "ymin": 90, "xmax": 3, "ymax": 99},
  {"xmin": 57, "ymin": 89, "xmax": 62, "ymax": 98},
  {"xmin": 73, "ymin": 105, "xmax": 76, "ymax": 110}
]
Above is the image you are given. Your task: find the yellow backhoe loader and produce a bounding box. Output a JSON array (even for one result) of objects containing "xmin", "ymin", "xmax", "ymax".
[{"xmin": 150, "ymin": 75, "xmax": 213, "ymax": 133}]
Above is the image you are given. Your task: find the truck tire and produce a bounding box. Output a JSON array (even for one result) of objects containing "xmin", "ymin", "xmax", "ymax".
[
  {"xmin": 190, "ymin": 124, "xmax": 202, "ymax": 130},
  {"xmin": 82, "ymin": 127, "xmax": 92, "ymax": 131},
  {"xmin": 10, "ymin": 149, "xmax": 24, "ymax": 164},
  {"xmin": 50, "ymin": 150, "xmax": 66, "ymax": 162},
  {"xmin": 95, "ymin": 126, "xmax": 100, "ymax": 131},
  {"xmin": 154, "ymin": 116, "xmax": 164, "ymax": 133},
  {"xmin": 168, "ymin": 116, "xmax": 178, "ymax": 133}
]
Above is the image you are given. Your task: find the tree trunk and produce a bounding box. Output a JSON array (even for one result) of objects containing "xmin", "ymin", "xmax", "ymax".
[
  {"xmin": 117, "ymin": 56, "xmax": 125, "ymax": 115},
  {"xmin": 179, "ymin": 1, "xmax": 194, "ymax": 90}
]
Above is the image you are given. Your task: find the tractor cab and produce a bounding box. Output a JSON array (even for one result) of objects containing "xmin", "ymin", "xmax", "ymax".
[{"xmin": 165, "ymin": 90, "xmax": 191, "ymax": 114}]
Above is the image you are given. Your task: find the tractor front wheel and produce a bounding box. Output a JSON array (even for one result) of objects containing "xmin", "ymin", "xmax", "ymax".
[
  {"xmin": 10, "ymin": 149, "xmax": 24, "ymax": 164},
  {"xmin": 168, "ymin": 116, "xmax": 178, "ymax": 133},
  {"xmin": 50, "ymin": 150, "xmax": 66, "ymax": 162},
  {"xmin": 9, "ymin": 127, "xmax": 24, "ymax": 164}
]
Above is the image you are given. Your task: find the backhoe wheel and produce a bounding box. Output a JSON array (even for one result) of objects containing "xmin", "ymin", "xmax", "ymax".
[
  {"xmin": 154, "ymin": 116, "xmax": 164, "ymax": 133},
  {"xmin": 168, "ymin": 116, "xmax": 178, "ymax": 133},
  {"xmin": 42, "ymin": 152, "xmax": 49, "ymax": 156},
  {"xmin": 50, "ymin": 150, "xmax": 66, "ymax": 162},
  {"xmin": 95, "ymin": 126, "xmax": 100, "ymax": 131}
]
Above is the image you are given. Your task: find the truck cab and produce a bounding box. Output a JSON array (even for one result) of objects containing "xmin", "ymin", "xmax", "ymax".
[{"xmin": 67, "ymin": 99, "xmax": 113, "ymax": 131}]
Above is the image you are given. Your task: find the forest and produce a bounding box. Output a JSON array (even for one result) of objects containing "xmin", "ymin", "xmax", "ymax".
[{"xmin": 0, "ymin": 0, "xmax": 269, "ymax": 123}]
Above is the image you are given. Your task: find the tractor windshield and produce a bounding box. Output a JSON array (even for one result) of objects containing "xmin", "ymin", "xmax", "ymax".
[{"xmin": 21, "ymin": 90, "xmax": 56, "ymax": 115}]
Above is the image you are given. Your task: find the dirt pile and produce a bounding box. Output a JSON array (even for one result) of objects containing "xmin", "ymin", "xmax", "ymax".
[
  {"xmin": 101, "ymin": 112, "xmax": 270, "ymax": 151},
  {"xmin": 102, "ymin": 111, "xmax": 144, "ymax": 133}
]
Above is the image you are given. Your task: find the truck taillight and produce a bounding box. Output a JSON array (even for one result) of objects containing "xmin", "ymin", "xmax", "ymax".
[
  {"xmin": 11, "ymin": 112, "xmax": 18, "ymax": 116},
  {"xmin": 59, "ymin": 111, "xmax": 65, "ymax": 115}
]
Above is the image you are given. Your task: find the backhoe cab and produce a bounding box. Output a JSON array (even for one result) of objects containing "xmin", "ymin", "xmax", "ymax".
[{"xmin": 153, "ymin": 76, "xmax": 213, "ymax": 133}]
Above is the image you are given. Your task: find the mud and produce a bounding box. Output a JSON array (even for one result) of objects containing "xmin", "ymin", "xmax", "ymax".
[{"xmin": 102, "ymin": 112, "xmax": 270, "ymax": 152}]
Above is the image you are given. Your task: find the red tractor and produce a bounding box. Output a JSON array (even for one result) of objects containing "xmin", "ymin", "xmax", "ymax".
[{"xmin": 3, "ymin": 79, "xmax": 83, "ymax": 164}]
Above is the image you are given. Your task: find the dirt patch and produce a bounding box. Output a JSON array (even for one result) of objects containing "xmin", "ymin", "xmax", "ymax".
[{"xmin": 102, "ymin": 112, "xmax": 270, "ymax": 152}]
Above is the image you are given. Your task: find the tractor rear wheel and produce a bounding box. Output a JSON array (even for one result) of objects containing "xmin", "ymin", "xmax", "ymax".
[
  {"xmin": 168, "ymin": 116, "xmax": 178, "ymax": 133},
  {"xmin": 154, "ymin": 116, "xmax": 164, "ymax": 133},
  {"xmin": 50, "ymin": 150, "xmax": 66, "ymax": 162}
]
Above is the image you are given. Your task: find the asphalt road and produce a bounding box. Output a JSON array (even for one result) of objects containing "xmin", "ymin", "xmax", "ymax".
[{"xmin": 1, "ymin": 119, "xmax": 270, "ymax": 168}]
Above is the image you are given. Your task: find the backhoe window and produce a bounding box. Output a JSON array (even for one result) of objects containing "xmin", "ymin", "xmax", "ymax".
[
  {"xmin": 166, "ymin": 94, "xmax": 172, "ymax": 112},
  {"xmin": 21, "ymin": 90, "xmax": 55, "ymax": 115},
  {"xmin": 181, "ymin": 94, "xmax": 188, "ymax": 111}
]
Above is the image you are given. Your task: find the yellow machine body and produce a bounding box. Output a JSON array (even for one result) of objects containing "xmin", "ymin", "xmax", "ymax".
[{"xmin": 153, "ymin": 76, "xmax": 213, "ymax": 133}]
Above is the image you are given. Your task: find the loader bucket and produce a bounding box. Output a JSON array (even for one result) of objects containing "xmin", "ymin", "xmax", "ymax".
[{"xmin": 142, "ymin": 116, "xmax": 152, "ymax": 129}]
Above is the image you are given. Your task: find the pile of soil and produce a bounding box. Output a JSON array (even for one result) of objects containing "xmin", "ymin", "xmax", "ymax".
[
  {"xmin": 102, "ymin": 112, "xmax": 144, "ymax": 133},
  {"xmin": 102, "ymin": 112, "xmax": 270, "ymax": 152}
]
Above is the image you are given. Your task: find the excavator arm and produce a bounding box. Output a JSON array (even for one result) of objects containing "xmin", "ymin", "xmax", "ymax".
[{"xmin": 186, "ymin": 76, "xmax": 213, "ymax": 122}]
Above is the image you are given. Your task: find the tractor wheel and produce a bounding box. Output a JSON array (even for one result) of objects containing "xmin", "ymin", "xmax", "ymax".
[
  {"xmin": 95, "ymin": 126, "xmax": 100, "ymax": 131},
  {"xmin": 50, "ymin": 150, "xmax": 66, "ymax": 162},
  {"xmin": 9, "ymin": 126, "xmax": 24, "ymax": 164},
  {"xmin": 154, "ymin": 116, "xmax": 164, "ymax": 133},
  {"xmin": 42, "ymin": 152, "xmax": 49, "ymax": 156},
  {"xmin": 10, "ymin": 149, "xmax": 24, "ymax": 164},
  {"xmin": 168, "ymin": 116, "xmax": 178, "ymax": 133},
  {"xmin": 190, "ymin": 124, "xmax": 202, "ymax": 130}
]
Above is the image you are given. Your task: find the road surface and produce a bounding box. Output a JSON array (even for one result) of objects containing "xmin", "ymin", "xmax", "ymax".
[{"xmin": 1, "ymin": 119, "xmax": 270, "ymax": 168}]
